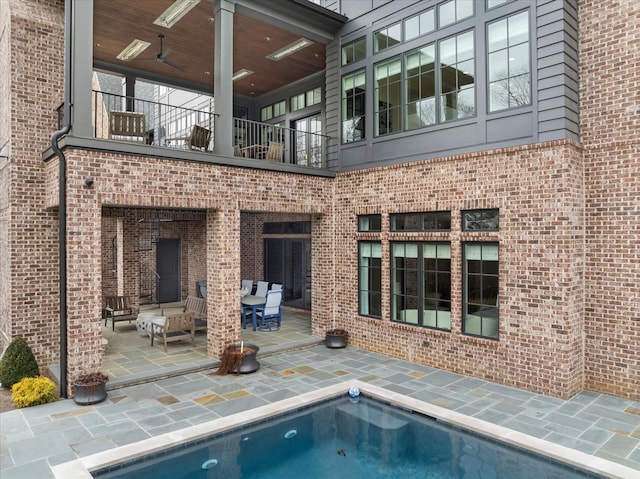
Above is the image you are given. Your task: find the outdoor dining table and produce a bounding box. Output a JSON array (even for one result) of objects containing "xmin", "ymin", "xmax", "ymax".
[{"xmin": 241, "ymin": 295, "xmax": 266, "ymax": 331}]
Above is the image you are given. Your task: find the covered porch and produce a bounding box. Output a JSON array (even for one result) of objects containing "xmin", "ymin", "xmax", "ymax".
[
  {"xmin": 101, "ymin": 306, "xmax": 317, "ymax": 386},
  {"xmin": 62, "ymin": 0, "xmax": 345, "ymax": 167}
]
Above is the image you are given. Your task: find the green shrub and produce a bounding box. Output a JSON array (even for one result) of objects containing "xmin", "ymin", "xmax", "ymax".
[
  {"xmin": 11, "ymin": 376, "xmax": 57, "ymax": 408},
  {"xmin": 0, "ymin": 336, "xmax": 40, "ymax": 388}
]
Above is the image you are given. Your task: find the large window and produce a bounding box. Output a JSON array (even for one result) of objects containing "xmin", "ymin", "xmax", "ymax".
[
  {"xmin": 359, "ymin": 242, "xmax": 382, "ymax": 317},
  {"xmin": 374, "ymin": 22, "xmax": 402, "ymax": 53},
  {"xmin": 342, "ymin": 37, "xmax": 366, "ymax": 65},
  {"xmin": 375, "ymin": 57, "xmax": 402, "ymax": 136},
  {"xmin": 391, "ymin": 242, "xmax": 451, "ymax": 330},
  {"xmin": 405, "ymin": 9, "xmax": 435, "ymax": 41},
  {"xmin": 439, "ymin": 30, "xmax": 475, "ymax": 122},
  {"xmin": 463, "ymin": 243, "xmax": 499, "ymax": 339},
  {"xmin": 406, "ymin": 45, "xmax": 436, "ymax": 129},
  {"xmin": 342, "ymin": 70, "xmax": 366, "ymax": 143},
  {"xmin": 487, "ymin": 11, "xmax": 530, "ymax": 112},
  {"xmin": 438, "ymin": 0, "xmax": 474, "ymax": 28}
]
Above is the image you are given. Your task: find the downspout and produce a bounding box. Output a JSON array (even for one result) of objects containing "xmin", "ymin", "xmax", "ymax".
[{"xmin": 49, "ymin": 0, "xmax": 73, "ymax": 398}]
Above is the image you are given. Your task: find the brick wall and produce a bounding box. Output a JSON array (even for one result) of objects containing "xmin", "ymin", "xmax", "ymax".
[
  {"xmin": 59, "ymin": 149, "xmax": 331, "ymax": 389},
  {"xmin": 579, "ymin": 0, "xmax": 640, "ymax": 399},
  {"xmin": 332, "ymin": 141, "xmax": 586, "ymax": 399},
  {"xmin": 0, "ymin": 0, "xmax": 64, "ymax": 365},
  {"xmin": 7, "ymin": 0, "xmax": 638, "ymax": 401}
]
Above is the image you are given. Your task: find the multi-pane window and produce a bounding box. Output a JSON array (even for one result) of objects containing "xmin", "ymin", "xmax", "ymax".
[
  {"xmin": 260, "ymin": 100, "xmax": 286, "ymax": 121},
  {"xmin": 359, "ymin": 242, "xmax": 382, "ymax": 317},
  {"xmin": 291, "ymin": 87, "xmax": 322, "ymax": 112},
  {"xmin": 358, "ymin": 214, "xmax": 382, "ymax": 232},
  {"xmin": 463, "ymin": 243, "xmax": 499, "ymax": 339},
  {"xmin": 487, "ymin": 11, "xmax": 530, "ymax": 112},
  {"xmin": 342, "ymin": 37, "xmax": 366, "ymax": 65},
  {"xmin": 462, "ymin": 209, "xmax": 499, "ymax": 231},
  {"xmin": 342, "ymin": 70, "xmax": 366, "ymax": 143},
  {"xmin": 487, "ymin": 0, "xmax": 510, "ymax": 9},
  {"xmin": 390, "ymin": 211, "xmax": 451, "ymax": 231},
  {"xmin": 374, "ymin": 22, "xmax": 402, "ymax": 53},
  {"xmin": 391, "ymin": 242, "xmax": 451, "ymax": 330},
  {"xmin": 406, "ymin": 44, "xmax": 436, "ymax": 129},
  {"xmin": 440, "ymin": 30, "xmax": 475, "ymax": 122},
  {"xmin": 438, "ymin": 0, "xmax": 474, "ymax": 28},
  {"xmin": 405, "ymin": 9, "xmax": 435, "ymax": 41},
  {"xmin": 375, "ymin": 57, "xmax": 402, "ymax": 136}
]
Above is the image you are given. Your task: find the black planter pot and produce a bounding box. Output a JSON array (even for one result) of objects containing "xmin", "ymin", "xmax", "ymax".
[
  {"xmin": 230, "ymin": 344, "xmax": 260, "ymax": 373},
  {"xmin": 325, "ymin": 331, "xmax": 347, "ymax": 349},
  {"xmin": 73, "ymin": 382, "xmax": 108, "ymax": 405}
]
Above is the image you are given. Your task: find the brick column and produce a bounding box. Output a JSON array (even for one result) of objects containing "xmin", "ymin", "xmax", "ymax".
[
  {"xmin": 65, "ymin": 157, "xmax": 103, "ymax": 394},
  {"xmin": 206, "ymin": 206, "xmax": 241, "ymax": 358}
]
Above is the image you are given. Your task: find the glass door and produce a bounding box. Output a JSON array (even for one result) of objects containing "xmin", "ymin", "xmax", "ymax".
[{"xmin": 292, "ymin": 115, "xmax": 322, "ymax": 167}]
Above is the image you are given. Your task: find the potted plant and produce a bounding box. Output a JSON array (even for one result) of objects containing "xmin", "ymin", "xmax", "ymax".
[
  {"xmin": 325, "ymin": 328, "xmax": 348, "ymax": 349},
  {"xmin": 73, "ymin": 372, "xmax": 109, "ymax": 405}
]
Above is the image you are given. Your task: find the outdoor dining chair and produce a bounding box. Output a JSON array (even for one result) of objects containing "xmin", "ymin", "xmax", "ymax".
[
  {"xmin": 255, "ymin": 289, "xmax": 283, "ymax": 331},
  {"xmin": 254, "ymin": 281, "xmax": 269, "ymax": 298},
  {"xmin": 241, "ymin": 279, "xmax": 254, "ymax": 294}
]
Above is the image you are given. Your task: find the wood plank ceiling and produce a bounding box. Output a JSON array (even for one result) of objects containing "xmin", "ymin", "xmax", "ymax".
[{"xmin": 93, "ymin": 0, "xmax": 327, "ymax": 97}]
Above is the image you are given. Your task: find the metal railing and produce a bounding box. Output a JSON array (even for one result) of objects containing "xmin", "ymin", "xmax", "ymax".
[
  {"xmin": 93, "ymin": 91, "xmax": 216, "ymax": 149},
  {"xmin": 232, "ymin": 118, "xmax": 328, "ymax": 168},
  {"xmin": 55, "ymin": 91, "xmax": 332, "ymax": 168}
]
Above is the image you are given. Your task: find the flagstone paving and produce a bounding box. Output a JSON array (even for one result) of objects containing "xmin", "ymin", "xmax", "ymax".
[{"xmin": 1, "ymin": 345, "xmax": 639, "ymax": 478}]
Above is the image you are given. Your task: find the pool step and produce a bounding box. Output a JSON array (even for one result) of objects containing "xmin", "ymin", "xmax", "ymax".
[
  {"xmin": 335, "ymin": 402, "xmax": 410, "ymax": 463},
  {"xmin": 336, "ymin": 403, "xmax": 409, "ymax": 431}
]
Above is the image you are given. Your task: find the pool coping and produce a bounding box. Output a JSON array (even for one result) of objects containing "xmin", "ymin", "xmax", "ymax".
[{"xmin": 51, "ymin": 380, "xmax": 638, "ymax": 479}]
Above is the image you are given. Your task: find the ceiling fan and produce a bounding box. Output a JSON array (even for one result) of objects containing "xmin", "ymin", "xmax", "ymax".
[{"xmin": 140, "ymin": 34, "xmax": 183, "ymax": 71}]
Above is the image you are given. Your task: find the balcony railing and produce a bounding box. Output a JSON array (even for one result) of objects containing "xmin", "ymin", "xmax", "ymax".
[
  {"xmin": 233, "ymin": 118, "xmax": 328, "ymax": 168},
  {"xmin": 93, "ymin": 91, "xmax": 216, "ymax": 149},
  {"xmin": 82, "ymin": 91, "xmax": 328, "ymax": 169}
]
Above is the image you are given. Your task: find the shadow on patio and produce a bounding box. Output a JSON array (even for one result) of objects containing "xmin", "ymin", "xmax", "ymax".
[{"xmin": 102, "ymin": 306, "xmax": 318, "ymax": 388}]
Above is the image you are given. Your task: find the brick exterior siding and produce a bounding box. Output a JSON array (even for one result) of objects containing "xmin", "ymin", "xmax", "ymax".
[
  {"xmin": 332, "ymin": 141, "xmax": 586, "ymax": 399},
  {"xmin": 0, "ymin": 0, "xmax": 637, "ymax": 401},
  {"xmin": 0, "ymin": 0, "xmax": 65, "ymax": 368},
  {"xmin": 579, "ymin": 0, "xmax": 640, "ymax": 398}
]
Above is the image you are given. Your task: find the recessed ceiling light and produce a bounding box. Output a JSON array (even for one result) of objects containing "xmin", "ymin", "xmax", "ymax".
[
  {"xmin": 266, "ymin": 38, "xmax": 313, "ymax": 61},
  {"xmin": 153, "ymin": 0, "xmax": 201, "ymax": 28},
  {"xmin": 116, "ymin": 39, "xmax": 151, "ymax": 61},
  {"xmin": 232, "ymin": 69, "xmax": 254, "ymax": 81}
]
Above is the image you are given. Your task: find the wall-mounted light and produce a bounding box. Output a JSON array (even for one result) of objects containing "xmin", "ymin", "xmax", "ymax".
[
  {"xmin": 116, "ymin": 39, "xmax": 151, "ymax": 61},
  {"xmin": 232, "ymin": 69, "xmax": 254, "ymax": 81},
  {"xmin": 84, "ymin": 177, "xmax": 94, "ymax": 188},
  {"xmin": 153, "ymin": 0, "xmax": 201, "ymax": 28},
  {"xmin": 266, "ymin": 38, "xmax": 313, "ymax": 61}
]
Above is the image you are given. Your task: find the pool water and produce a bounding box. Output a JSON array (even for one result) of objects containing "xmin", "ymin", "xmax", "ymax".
[{"xmin": 93, "ymin": 395, "xmax": 601, "ymax": 478}]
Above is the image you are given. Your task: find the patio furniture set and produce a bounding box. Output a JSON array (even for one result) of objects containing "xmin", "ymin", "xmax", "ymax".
[{"xmin": 103, "ymin": 281, "xmax": 283, "ymax": 353}]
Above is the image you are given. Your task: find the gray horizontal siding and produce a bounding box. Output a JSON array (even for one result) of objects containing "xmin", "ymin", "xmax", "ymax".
[
  {"xmin": 326, "ymin": 0, "xmax": 581, "ymax": 171},
  {"xmin": 536, "ymin": 0, "xmax": 579, "ymax": 142}
]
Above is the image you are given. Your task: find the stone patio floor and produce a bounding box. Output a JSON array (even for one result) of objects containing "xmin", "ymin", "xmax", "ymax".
[{"xmin": 1, "ymin": 345, "xmax": 639, "ymax": 478}]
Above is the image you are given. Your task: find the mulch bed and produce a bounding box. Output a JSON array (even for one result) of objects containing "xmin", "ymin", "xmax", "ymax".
[{"xmin": 0, "ymin": 387, "xmax": 16, "ymax": 413}]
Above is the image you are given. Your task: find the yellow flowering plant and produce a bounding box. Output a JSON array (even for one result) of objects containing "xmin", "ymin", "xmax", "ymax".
[{"xmin": 11, "ymin": 376, "xmax": 56, "ymax": 408}]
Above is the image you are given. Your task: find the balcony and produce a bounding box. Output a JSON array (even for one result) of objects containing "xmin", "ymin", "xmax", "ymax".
[{"xmin": 87, "ymin": 91, "xmax": 329, "ymax": 169}]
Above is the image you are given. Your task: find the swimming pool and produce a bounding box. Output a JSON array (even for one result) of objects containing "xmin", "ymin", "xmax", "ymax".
[{"xmin": 52, "ymin": 382, "xmax": 636, "ymax": 479}]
